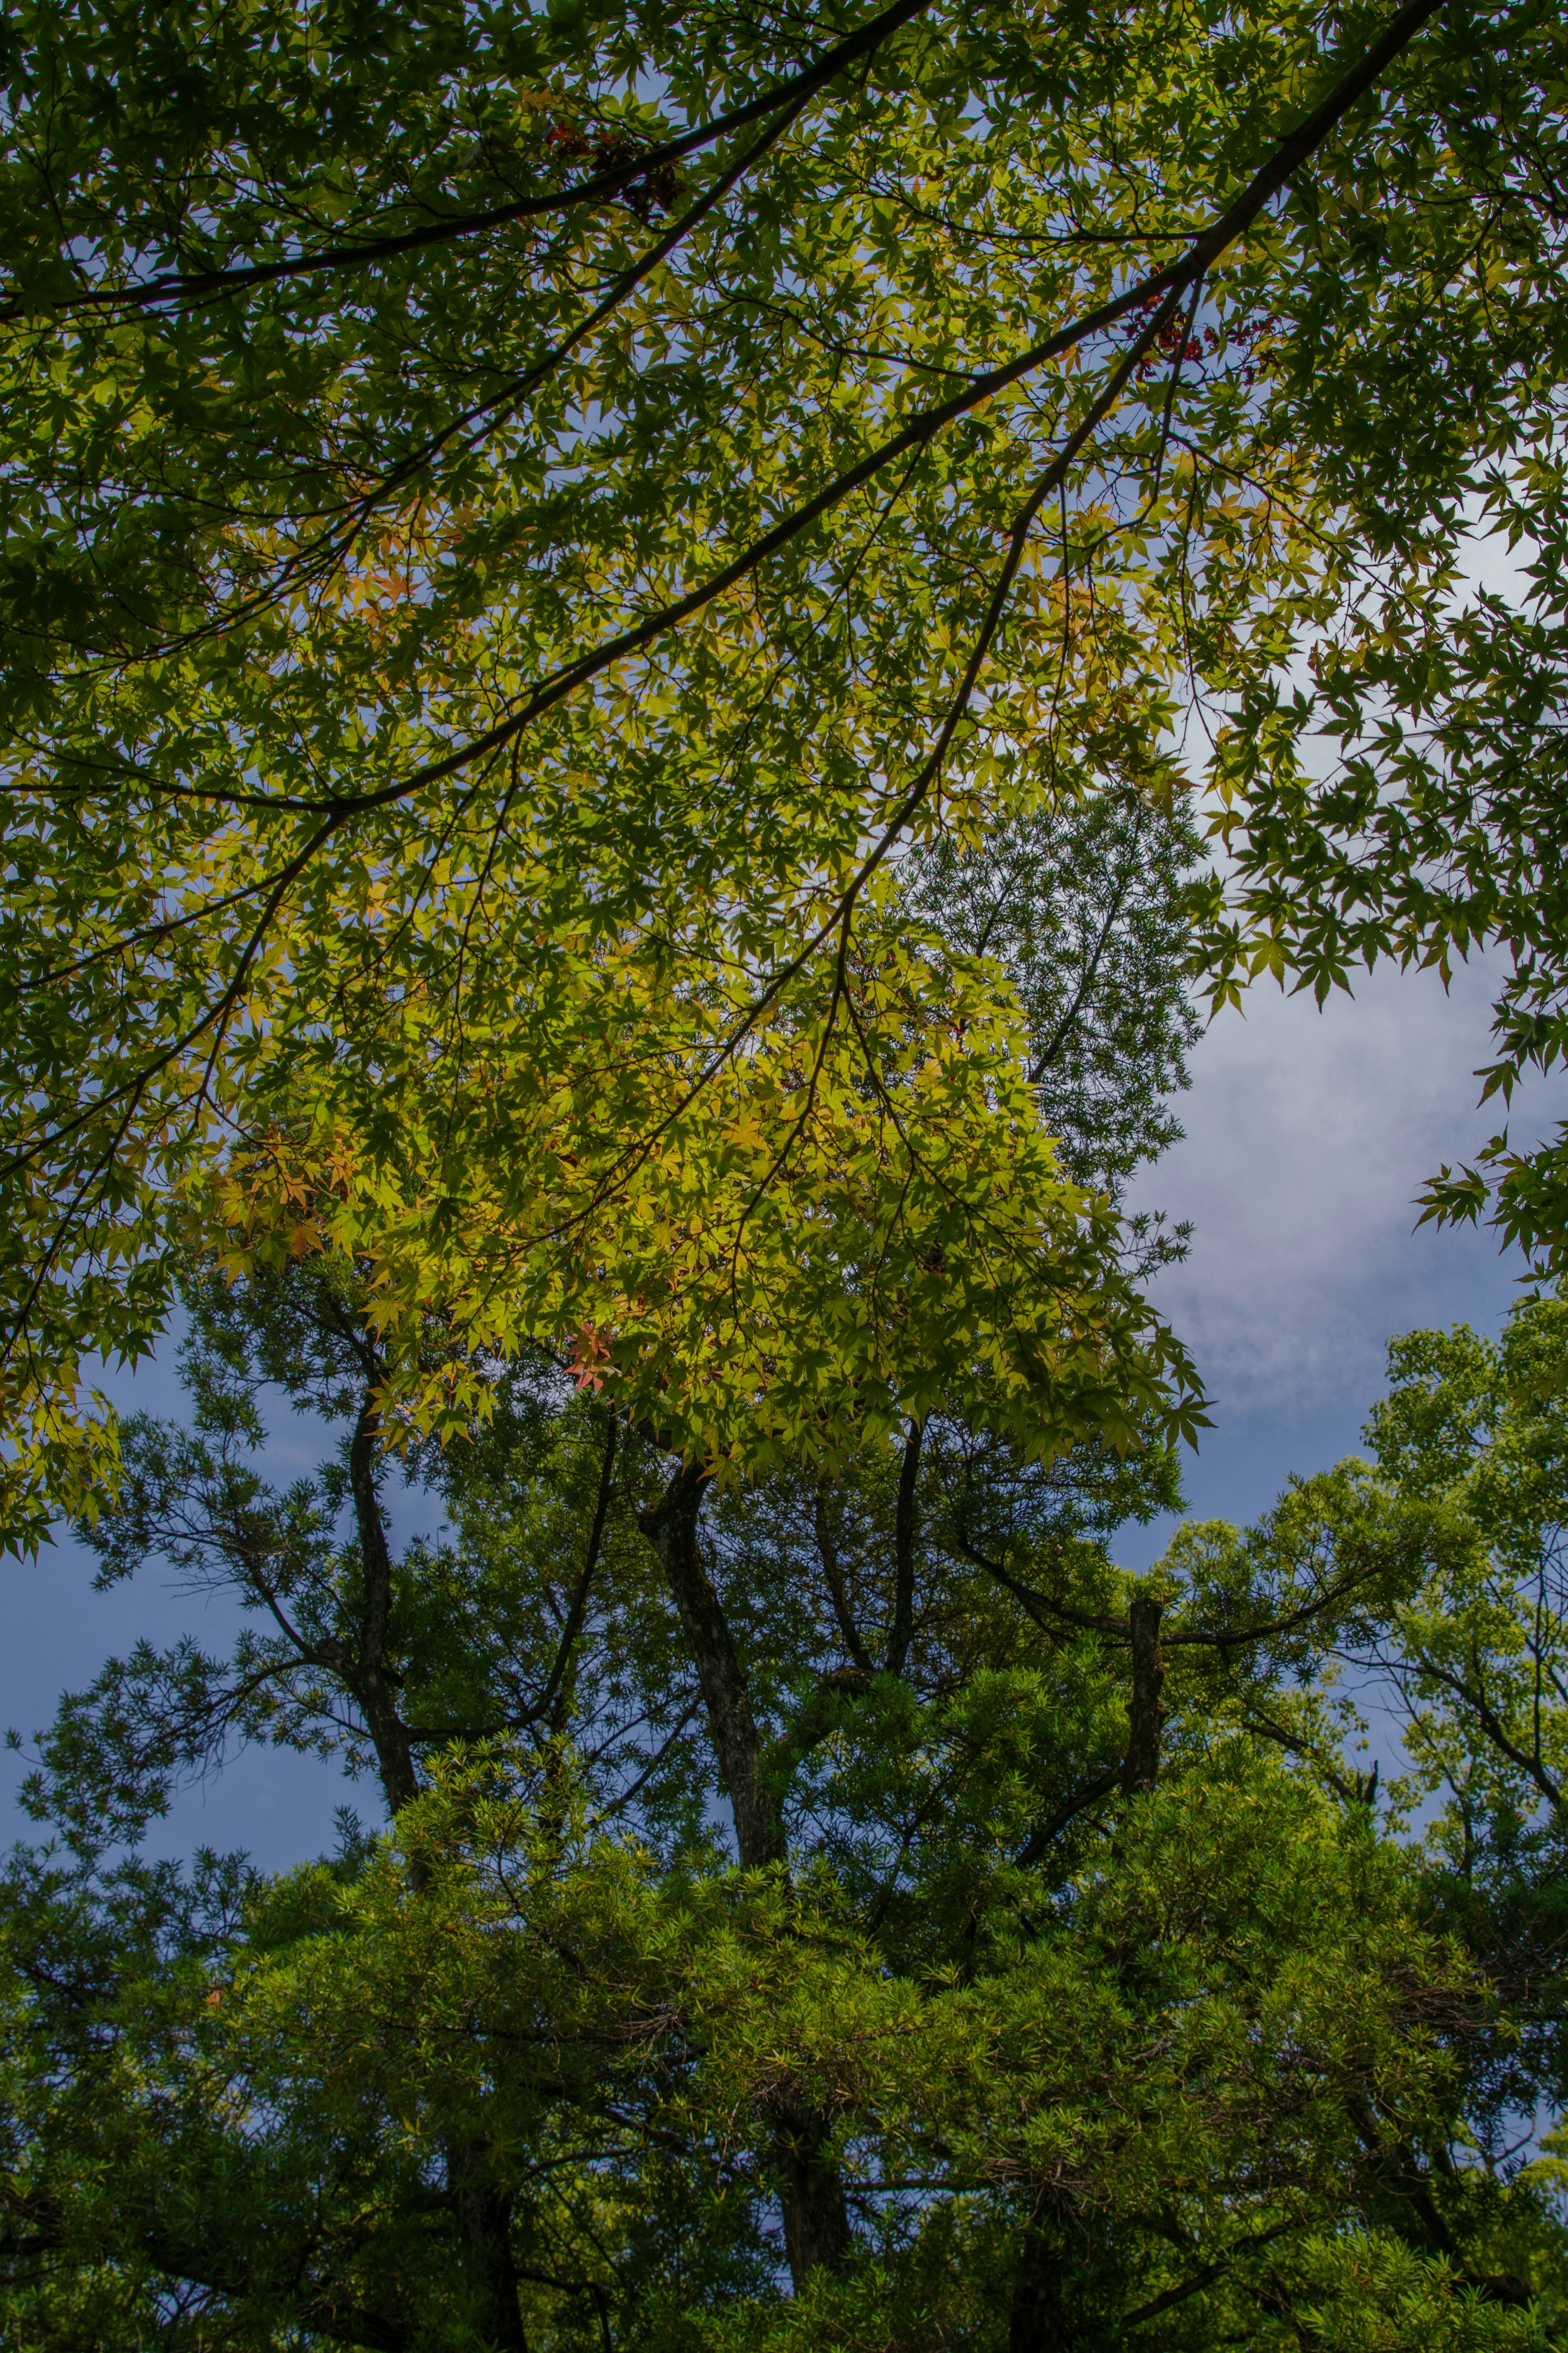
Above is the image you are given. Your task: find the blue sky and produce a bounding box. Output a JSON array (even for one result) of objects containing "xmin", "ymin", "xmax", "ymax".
[
  {"xmin": 1, "ymin": 944, "xmax": 1550, "ymax": 1872},
  {"xmin": 1121, "ymin": 945, "xmax": 1546, "ymax": 1559}
]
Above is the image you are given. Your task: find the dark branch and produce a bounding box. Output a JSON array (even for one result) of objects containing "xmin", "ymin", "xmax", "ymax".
[
  {"xmin": 886, "ymin": 1418, "xmax": 922, "ymax": 1675},
  {"xmin": 11, "ymin": 0, "xmax": 937, "ymax": 319},
  {"xmin": 1014, "ymin": 1764, "xmax": 1125, "ymax": 1865}
]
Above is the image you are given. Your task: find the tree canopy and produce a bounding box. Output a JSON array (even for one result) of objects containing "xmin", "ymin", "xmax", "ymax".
[
  {"xmin": 4, "ymin": 0, "xmax": 1568, "ymax": 2343},
  {"xmin": 4, "ymin": 1261, "xmax": 1567, "ymax": 2345},
  {"xmin": 4, "ymin": 0, "xmax": 1565, "ymax": 1535}
]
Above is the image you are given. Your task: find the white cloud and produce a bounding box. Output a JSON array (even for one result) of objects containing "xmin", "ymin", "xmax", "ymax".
[{"xmin": 1131, "ymin": 952, "xmax": 1554, "ymax": 1417}]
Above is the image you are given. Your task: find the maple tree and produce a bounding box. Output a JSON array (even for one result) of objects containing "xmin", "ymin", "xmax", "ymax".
[
  {"xmin": 4, "ymin": 0, "xmax": 1568, "ymax": 2340},
  {"xmin": 5, "ymin": 0, "xmax": 1561, "ymax": 1541}
]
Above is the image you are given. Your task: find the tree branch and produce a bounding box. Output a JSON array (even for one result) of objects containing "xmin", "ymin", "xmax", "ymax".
[
  {"xmin": 1122, "ymin": 1592, "xmax": 1165, "ymax": 1795},
  {"xmin": 813, "ymin": 1482, "xmax": 874, "ymax": 1674},
  {"xmin": 886, "ymin": 1418, "xmax": 922, "ymax": 1675},
  {"xmin": 1014, "ymin": 1764, "xmax": 1125, "ymax": 1865},
  {"xmin": 638, "ymin": 1459, "xmax": 783, "ymax": 1866},
  {"xmin": 13, "ymin": 0, "xmax": 938, "ymax": 319},
  {"xmin": 538, "ymin": 1412, "xmax": 618, "ymax": 1731}
]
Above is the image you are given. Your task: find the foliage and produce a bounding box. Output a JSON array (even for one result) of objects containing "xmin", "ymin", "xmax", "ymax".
[
  {"xmin": 5, "ymin": 0, "xmax": 1564, "ymax": 1532},
  {"xmin": 4, "ymin": 0, "xmax": 1568, "ymax": 2342},
  {"xmin": 3, "ymin": 1271, "xmax": 1566, "ymax": 2345},
  {"xmin": 1187, "ymin": 0, "xmax": 1568, "ymax": 1266}
]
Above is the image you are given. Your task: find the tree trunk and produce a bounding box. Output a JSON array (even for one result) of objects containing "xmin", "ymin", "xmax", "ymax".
[
  {"xmin": 639, "ymin": 1458, "xmax": 854, "ymax": 2287},
  {"xmin": 885, "ymin": 1418, "xmax": 922, "ymax": 1675},
  {"xmin": 772, "ymin": 2088, "xmax": 855, "ymax": 2284},
  {"xmin": 1121, "ymin": 1594, "xmax": 1165, "ymax": 1797},
  {"xmin": 347, "ymin": 1392, "xmax": 420, "ymax": 1814},
  {"xmin": 1008, "ymin": 2199, "xmax": 1075, "ymax": 2353},
  {"xmin": 449, "ymin": 2143, "xmax": 529, "ymax": 2352},
  {"xmin": 812, "ymin": 1481, "xmax": 873, "ymax": 1673},
  {"xmin": 639, "ymin": 1459, "xmax": 783, "ymax": 1869},
  {"xmin": 349, "ymin": 1399, "xmax": 523, "ymax": 2347}
]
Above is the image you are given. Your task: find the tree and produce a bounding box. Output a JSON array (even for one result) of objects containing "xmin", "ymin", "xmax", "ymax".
[
  {"xmin": 5, "ymin": 1272, "xmax": 1566, "ymax": 2342},
  {"xmin": 4, "ymin": 0, "xmax": 1561, "ymax": 1537},
  {"xmin": 11, "ymin": 811, "xmax": 1199, "ymax": 2311},
  {"xmin": 1187, "ymin": 5, "xmax": 1568, "ymax": 1266},
  {"xmin": 1120, "ymin": 1289, "xmax": 1568, "ymax": 2330},
  {"xmin": 1295, "ymin": 1293, "xmax": 1568, "ymax": 2231},
  {"xmin": 5, "ymin": 0, "xmax": 1568, "ymax": 2338}
]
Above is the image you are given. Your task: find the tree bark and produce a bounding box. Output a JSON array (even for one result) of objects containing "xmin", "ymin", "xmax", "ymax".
[
  {"xmin": 1008, "ymin": 2197, "xmax": 1076, "ymax": 2352},
  {"xmin": 639, "ymin": 1459, "xmax": 854, "ymax": 2287},
  {"xmin": 885, "ymin": 1419, "xmax": 922, "ymax": 1676},
  {"xmin": 346, "ymin": 1393, "xmax": 420, "ymax": 1814},
  {"xmin": 1121, "ymin": 1594, "xmax": 1165, "ymax": 1797},
  {"xmin": 772, "ymin": 2088, "xmax": 855, "ymax": 2283},
  {"xmin": 449, "ymin": 2143, "xmax": 529, "ymax": 2352},
  {"xmin": 813, "ymin": 1481, "xmax": 873, "ymax": 1673},
  {"xmin": 639, "ymin": 1459, "xmax": 783, "ymax": 1868}
]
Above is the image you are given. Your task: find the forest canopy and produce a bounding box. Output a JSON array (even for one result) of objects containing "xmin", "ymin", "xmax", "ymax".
[{"xmin": 2, "ymin": 0, "xmax": 1568, "ymax": 2345}]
